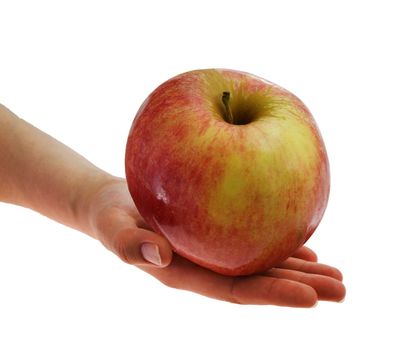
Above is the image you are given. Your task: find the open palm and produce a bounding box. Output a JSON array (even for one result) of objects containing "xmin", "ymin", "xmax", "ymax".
[{"xmin": 88, "ymin": 179, "xmax": 345, "ymax": 307}]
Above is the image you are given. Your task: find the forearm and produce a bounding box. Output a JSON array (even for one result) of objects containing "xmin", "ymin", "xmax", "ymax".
[{"xmin": 0, "ymin": 104, "xmax": 120, "ymax": 236}]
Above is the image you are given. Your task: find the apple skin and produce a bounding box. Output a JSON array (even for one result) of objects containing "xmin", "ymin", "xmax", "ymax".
[{"xmin": 125, "ymin": 69, "xmax": 330, "ymax": 276}]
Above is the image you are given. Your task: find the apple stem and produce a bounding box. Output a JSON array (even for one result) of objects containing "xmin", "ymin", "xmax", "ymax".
[{"xmin": 222, "ymin": 91, "xmax": 234, "ymax": 124}]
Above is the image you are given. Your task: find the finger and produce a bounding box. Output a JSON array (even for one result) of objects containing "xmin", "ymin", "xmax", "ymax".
[
  {"xmin": 277, "ymin": 257, "xmax": 344, "ymax": 281},
  {"xmin": 142, "ymin": 255, "xmax": 318, "ymax": 307},
  {"xmin": 265, "ymin": 268, "xmax": 345, "ymax": 302},
  {"xmin": 94, "ymin": 205, "xmax": 173, "ymax": 268},
  {"xmin": 228, "ymin": 275, "xmax": 318, "ymax": 307},
  {"xmin": 292, "ymin": 246, "xmax": 318, "ymax": 262},
  {"xmin": 111, "ymin": 227, "xmax": 173, "ymax": 267}
]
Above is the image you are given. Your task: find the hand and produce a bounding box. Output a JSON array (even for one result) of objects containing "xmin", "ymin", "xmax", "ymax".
[
  {"xmin": 88, "ymin": 179, "xmax": 345, "ymax": 307},
  {"xmin": 0, "ymin": 106, "xmax": 345, "ymax": 307}
]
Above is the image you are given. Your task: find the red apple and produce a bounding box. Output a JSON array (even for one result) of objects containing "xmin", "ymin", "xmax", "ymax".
[{"xmin": 125, "ymin": 69, "xmax": 330, "ymax": 276}]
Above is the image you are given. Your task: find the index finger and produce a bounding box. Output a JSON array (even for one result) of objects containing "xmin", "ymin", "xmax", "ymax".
[{"xmin": 291, "ymin": 246, "xmax": 318, "ymax": 262}]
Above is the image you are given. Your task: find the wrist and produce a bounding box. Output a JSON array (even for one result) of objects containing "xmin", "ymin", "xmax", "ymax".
[{"xmin": 72, "ymin": 172, "xmax": 126, "ymax": 238}]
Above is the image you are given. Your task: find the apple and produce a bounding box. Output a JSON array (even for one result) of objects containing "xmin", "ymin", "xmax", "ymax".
[{"xmin": 125, "ymin": 69, "xmax": 330, "ymax": 276}]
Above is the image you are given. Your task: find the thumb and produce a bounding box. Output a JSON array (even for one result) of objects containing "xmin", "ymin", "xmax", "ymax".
[{"xmin": 111, "ymin": 227, "xmax": 173, "ymax": 267}]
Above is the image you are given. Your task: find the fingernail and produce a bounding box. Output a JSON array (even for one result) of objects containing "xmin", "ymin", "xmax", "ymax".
[{"xmin": 141, "ymin": 242, "xmax": 162, "ymax": 266}]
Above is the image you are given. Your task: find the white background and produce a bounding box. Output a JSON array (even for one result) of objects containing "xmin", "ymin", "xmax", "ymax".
[{"xmin": 1, "ymin": 0, "xmax": 404, "ymax": 349}]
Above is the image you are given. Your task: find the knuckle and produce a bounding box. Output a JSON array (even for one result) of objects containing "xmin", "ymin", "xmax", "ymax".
[
  {"xmin": 159, "ymin": 274, "xmax": 179, "ymax": 289},
  {"xmin": 112, "ymin": 230, "xmax": 133, "ymax": 265},
  {"xmin": 227, "ymin": 279, "xmax": 243, "ymax": 305},
  {"xmin": 160, "ymin": 278, "xmax": 175, "ymax": 289}
]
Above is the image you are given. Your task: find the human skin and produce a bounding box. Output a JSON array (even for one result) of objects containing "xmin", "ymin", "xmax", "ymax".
[{"xmin": 0, "ymin": 104, "xmax": 345, "ymax": 307}]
